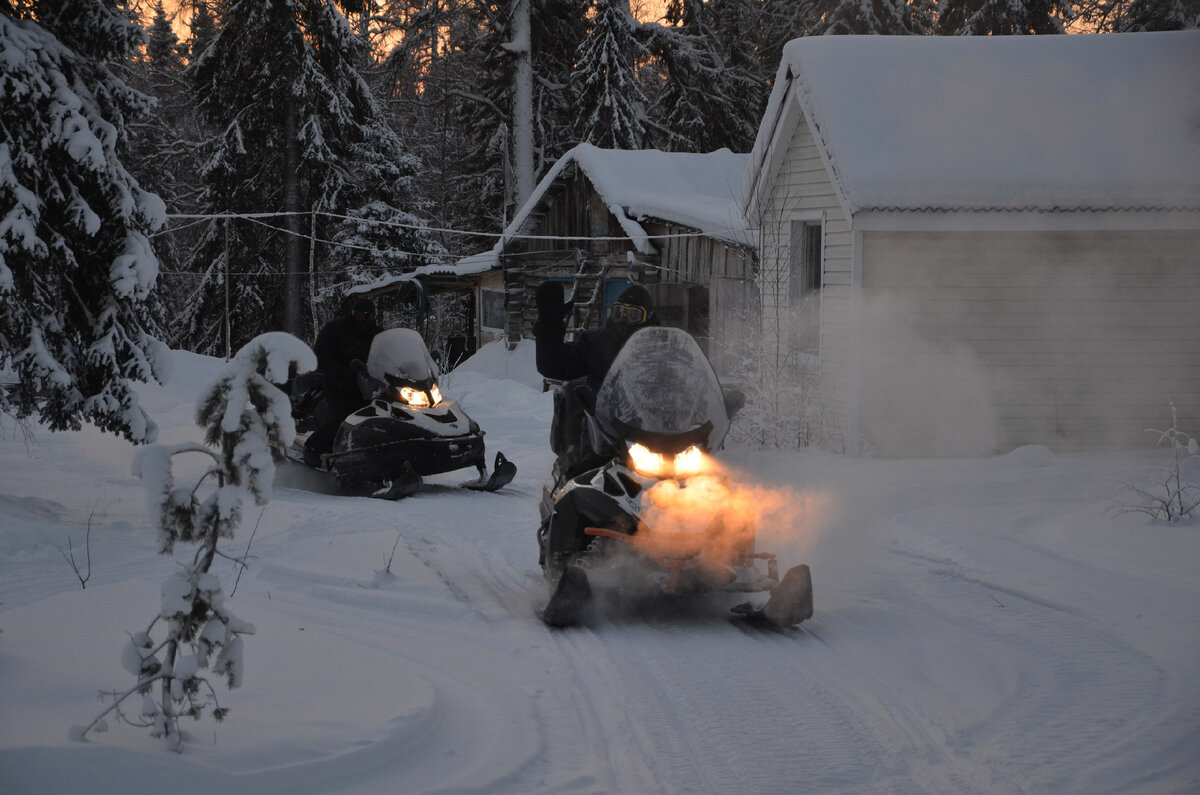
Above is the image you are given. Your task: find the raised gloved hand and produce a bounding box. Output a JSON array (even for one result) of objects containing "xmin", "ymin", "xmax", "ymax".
[{"xmin": 535, "ymin": 280, "xmax": 573, "ymax": 331}]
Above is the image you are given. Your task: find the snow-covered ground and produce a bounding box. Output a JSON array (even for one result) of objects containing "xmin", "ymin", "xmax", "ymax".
[{"xmin": 1, "ymin": 341, "xmax": 1197, "ymax": 794}]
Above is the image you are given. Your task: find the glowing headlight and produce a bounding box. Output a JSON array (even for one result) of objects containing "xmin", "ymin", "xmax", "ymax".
[
  {"xmin": 628, "ymin": 443, "xmax": 666, "ymax": 476},
  {"xmin": 673, "ymin": 445, "xmax": 705, "ymax": 476},
  {"xmin": 627, "ymin": 443, "xmax": 706, "ymax": 478},
  {"xmin": 429, "ymin": 384, "xmax": 442, "ymax": 405},
  {"xmin": 398, "ymin": 386, "xmax": 437, "ymax": 408}
]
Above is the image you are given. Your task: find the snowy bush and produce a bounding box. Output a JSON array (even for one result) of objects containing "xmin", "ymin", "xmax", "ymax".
[
  {"xmin": 721, "ymin": 321, "xmax": 840, "ymax": 451},
  {"xmin": 76, "ymin": 333, "xmax": 315, "ymax": 750},
  {"xmin": 1112, "ymin": 402, "xmax": 1200, "ymax": 524}
]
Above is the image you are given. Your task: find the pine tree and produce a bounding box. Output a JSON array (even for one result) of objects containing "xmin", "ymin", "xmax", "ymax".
[
  {"xmin": 575, "ymin": 0, "xmax": 649, "ymax": 149},
  {"xmin": 1071, "ymin": 0, "xmax": 1198, "ymax": 29},
  {"xmin": 120, "ymin": 0, "xmax": 208, "ymax": 337},
  {"xmin": 384, "ymin": 0, "xmax": 508, "ymax": 235},
  {"xmin": 815, "ymin": 0, "xmax": 936, "ymax": 33},
  {"xmin": 757, "ymin": 0, "xmax": 816, "ymax": 82},
  {"xmin": 938, "ymin": 0, "xmax": 1075, "ymax": 33},
  {"xmin": 376, "ymin": 0, "xmax": 586, "ymax": 236},
  {"xmin": 1118, "ymin": 0, "xmax": 1200, "ymax": 29},
  {"xmin": 184, "ymin": 0, "xmax": 439, "ymax": 354},
  {"xmin": 529, "ymin": 1, "xmax": 590, "ymax": 170},
  {"xmin": 0, "ymin": 0, "xmax": 168, "ymax": 443},
  {"xmin": 146, "ymin": 1, "xmax": 183, "ymax": 68},
  {"xmin": 650, "ymin": 0, "xmax": 764, "ymax": 153},
  {"xmin": 188, "ymin": 0, "xmax": 219, "ymax": 62}
]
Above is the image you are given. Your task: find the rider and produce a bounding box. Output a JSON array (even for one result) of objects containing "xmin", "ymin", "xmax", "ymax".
[
  {"xmin": 304, "ymin": 298, "xmax": 382, "ymax": 463},
  {"xmin": 534, "ymin": 281, "xmax": 657, "ymax": 394},
  {"xmin": 534, "ymin": 281, "xmax": 657, "ymax": 480},
  {"xmin": 533, "ymin": 281, "xmax": 657, "ymax": 569}
]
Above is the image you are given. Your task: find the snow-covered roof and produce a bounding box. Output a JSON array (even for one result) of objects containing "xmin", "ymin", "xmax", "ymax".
[
  {"xmin": 743, "ymin": 31, "xmax": 1200, "ymax": 220},
  {"xmin": 426, "ymin": 144, "xmax": 752, "ymax": 280}
]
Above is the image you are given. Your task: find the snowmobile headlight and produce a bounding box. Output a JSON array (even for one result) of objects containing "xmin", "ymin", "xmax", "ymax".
[
  {"xmin": 672, "ymin": 445, "xmax": 705, "ymax": 477},
  {"xmin": 429, "ymin": 383, "xmax": 442, "ymax": 405},
  {"xmin": 627, "ymin": 443, "xmax": 667, "ymax": 476},
  {"xmin": 398, "ymin": 385, "xmax": 433, "ymax": 408},
  {"xmin": 627, "ymin": 443, "xmax": 707, "ymax": 478}
]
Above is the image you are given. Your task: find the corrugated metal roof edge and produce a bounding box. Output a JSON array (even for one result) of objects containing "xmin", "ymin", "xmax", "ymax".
[{"xmin": 860, "ymin": 204, "xmax": 1200, "ymax": 214}]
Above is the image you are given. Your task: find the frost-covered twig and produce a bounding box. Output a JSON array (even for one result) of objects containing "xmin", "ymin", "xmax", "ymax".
[
  {"xmin": 385, "ymin": 532, "xmax": 404, "ymax": 574},
  {"xmin": 55, "ymin": 513, "xmax": 93, "ymax": 589},
  {"xmin": 1110, "ymin": 402, "xmax": 1200, "ymax": 524}
]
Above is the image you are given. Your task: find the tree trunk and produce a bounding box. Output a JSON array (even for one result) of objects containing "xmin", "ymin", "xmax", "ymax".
[
  {"xmin": 511, "ymin": 0, "xmax": 534, "ymax": 208},
  {"xmin": 282, "ymin": 98, "xmax": 305, "ymax": 337}
]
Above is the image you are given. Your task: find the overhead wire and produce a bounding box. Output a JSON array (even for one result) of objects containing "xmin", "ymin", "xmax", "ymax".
[{"xmin": 153, "ymin": 209, "xmax": 754, "ymax": 278}]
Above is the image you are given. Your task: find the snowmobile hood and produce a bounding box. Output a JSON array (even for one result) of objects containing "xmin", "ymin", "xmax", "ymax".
[
  {"xmin": 366, "ymin": 328, "xmax": 439, "ymax": 386},
  {"xmin": 595, "ymin": 326, "xmax": 729, "ymax": 451}
]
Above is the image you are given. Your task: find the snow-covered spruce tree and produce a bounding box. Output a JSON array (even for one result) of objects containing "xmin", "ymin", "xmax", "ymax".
[
  {"xmin": 646, "ymin": 0, "xmax": 763, "ymax": 153},
  {"xmin": 119, "ymin": 0, "xmax": 210, "ymax": 341},
  {"xmin": 813, "ymin": 0, "xmax": 936, "ymax": 34},
  {"xmin": 427, "ymin": 0, "xmax": 588, "ymax": 233},
  {"xmin": 307, "ymin": 3, "xmax": 446, "ymax": 322},
  {"xmin": 1075, "ymin": 0, "xmax": 1199, "ymax": 30},
  {"xmin": 937, "ymin": 0, "xmax": 1075, "ymax": 34},
  {"xmin": 74, "ymin": 332, "xmax": 316, "ymax": 750},
  {"xmin": 187, "ymin": 0, "xmax": 219, "ymax": 62},
  {"xmin": 574, "ymin": 0, "xmax": 649, "ymax": 150},
  {"xmin": 0, "ymin": 0, "xmax": 169, "ymax": 442},
  {"xmin": 376, "ymin": 0, "xmax": 479, "ymax": 236},
  {"xmin": 528, "ymin": 1, "xmax": 591, "ymax": 173},
  {"xmin": 1118, "ymin": 0, "xmax": 1200, "ymax": 29},
  {"xmin": 182, "ymin": 0, "xmax": 439, "ymax": 354},
  {"xmin": 756, "ymin": 0, "xmax": 816, "ymax": 79}
]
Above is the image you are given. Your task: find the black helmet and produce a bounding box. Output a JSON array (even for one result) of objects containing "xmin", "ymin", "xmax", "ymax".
[{"xmin": 351, "ymin": 298, "xmax": 375, "ymax": 322}]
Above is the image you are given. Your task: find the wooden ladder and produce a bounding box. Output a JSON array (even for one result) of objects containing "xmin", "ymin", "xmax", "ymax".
[{"xmin": 565, "ymin": 254, "xmax": 609, "ymax": 342}]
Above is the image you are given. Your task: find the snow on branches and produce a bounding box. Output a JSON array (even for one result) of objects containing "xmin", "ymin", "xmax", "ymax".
[
  {"xmin": 0, "ymin": 7, "xmax": 168, "ymax": 443},
  {"xmin": 75, "ymin": 333, "xmax": 315, "ymax": 750}
]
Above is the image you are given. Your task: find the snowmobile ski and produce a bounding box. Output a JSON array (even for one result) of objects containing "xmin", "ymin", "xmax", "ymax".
[
  {"xmin": 540, "ymin": 565, "xmax": 593, "ymax": 628},
  {"xmin": 730, "ymin": 564, "xmax": 813, "ymax": 628},
  {"xmin": 371, "ymin": 461, "xmax": 423, "ymax": 500},
  {"xmin": 462, "ymin": 452, "xmax": 517, "ymax": 493}
]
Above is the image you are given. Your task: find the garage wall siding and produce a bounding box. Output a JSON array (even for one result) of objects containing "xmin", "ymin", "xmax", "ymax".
[{"xmin": 855, "ymin": 230, "xmax": 1200, "ymax": 455}]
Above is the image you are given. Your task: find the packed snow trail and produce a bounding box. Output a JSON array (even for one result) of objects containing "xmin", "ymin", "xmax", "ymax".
[{"xmin": 1, "ymin": 347, "xmax": 1197, "ymax": 794}]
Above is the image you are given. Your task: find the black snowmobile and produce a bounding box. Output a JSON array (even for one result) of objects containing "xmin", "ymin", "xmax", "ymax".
[
  {"xmin": 286, "ymin": 328, "xmax": 516, "ymax": 499},
  {"xmin": 538, "ymin": 326, "xmax": 813, "ymax": 628}
]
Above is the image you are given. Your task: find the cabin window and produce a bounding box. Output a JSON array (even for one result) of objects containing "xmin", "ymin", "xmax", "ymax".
[
  {"xmin": 788, "ymin": 220, "xmax": 822, "ymax": 352},
  {"xmin": 481, "ymin": 289, "xmax": 505, "ymax": 331}
]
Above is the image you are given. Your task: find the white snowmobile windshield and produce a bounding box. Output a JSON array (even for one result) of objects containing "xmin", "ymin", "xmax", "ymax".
[
  {"xmin": 595, "ymin": 326, "xmax": 730, "ymax": 451},
  {"xmin": 366, "ymin": 328, "xmax": 438, "ymax": 384}
]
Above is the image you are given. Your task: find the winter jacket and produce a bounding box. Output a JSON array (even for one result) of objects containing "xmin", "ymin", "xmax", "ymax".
[
  {"xmin": 534, "ymin": 321, "xmax": 621, "ymax": 395},
  {"xmin": 313, "ymin": 313, "xmax": 381, "ymax": 406}
]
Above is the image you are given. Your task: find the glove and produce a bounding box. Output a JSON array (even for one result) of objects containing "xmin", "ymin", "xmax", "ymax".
[{"xmin": 535, "ymin": 281, "xmax": 573, "ymax": 328}]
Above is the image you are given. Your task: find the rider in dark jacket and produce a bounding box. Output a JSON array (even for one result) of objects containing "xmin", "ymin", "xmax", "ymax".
[
  {"xmin": 533, "ymin": 281, "xmax": 657, "ymax": 395},
  {"xmin": 534, "ymin": 281, "xmax": 657, "ymax": 482},
  {"xmin": 305, "ymin": 298, "xmax": 382, "ymax": 460},
  {"xmin": 534, "ymin": 281, "xmax": 658, "ymax": 566}
]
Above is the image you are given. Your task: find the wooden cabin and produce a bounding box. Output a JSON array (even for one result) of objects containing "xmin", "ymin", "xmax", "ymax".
[{"xmin": 441, "ymin": 144, "xmax": 757, "ymax": 378}]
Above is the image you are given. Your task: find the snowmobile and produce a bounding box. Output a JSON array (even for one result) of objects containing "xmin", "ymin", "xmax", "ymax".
[
  {"xmin": 537, "ymin": 326, "xmax": 813, "ymax": 628},
  {"xmin": 285, "ymin": 328, "xmax": 516, "ymax": 500}
]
